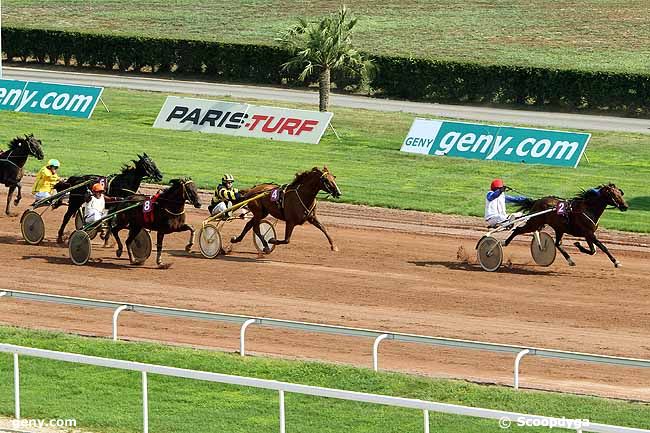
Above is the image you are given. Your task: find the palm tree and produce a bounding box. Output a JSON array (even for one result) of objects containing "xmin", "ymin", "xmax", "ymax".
[{"xmin": 277, "ymin": 6, "xmax": 373, "ymax": 112}]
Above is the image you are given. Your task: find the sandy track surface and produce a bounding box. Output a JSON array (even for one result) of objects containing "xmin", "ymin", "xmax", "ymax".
[{"xmin": 0, "ymin": 180, "xmax": 649, "ymax": 401}]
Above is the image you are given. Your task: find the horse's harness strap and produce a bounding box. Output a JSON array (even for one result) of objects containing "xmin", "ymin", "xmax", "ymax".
[
  {"xmin": 0, "ymin": 151, "xmax": 21, "ymax": 169},
  {"xmin": 581, "ymin": 211, "xmax": 599, "ymax": 229},
  {"xmin": 286, "ymin": 184, "xmax": 316, "ymax": 218}
]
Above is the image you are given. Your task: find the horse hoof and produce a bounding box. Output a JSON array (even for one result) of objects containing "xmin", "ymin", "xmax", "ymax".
[
  {"xmin": 116, "ymin": 249, "xmax": 123, "ymax": 258},
  {"xmin": 331, "ymin": 245, "xmax": 339, "ymax": 252},
  {"xmin": 568, "ymin": 259, "xmax": 576, "ymax": 266},
  {"xmin": 158, "ymin": 263, "xmax": 172, "ymax": 270},
  {"xmin": 263, "ymin": 247, "xmax": 271, "ymax": 254},
  {"xmin": 56, "ymin": 237, "xmax": 65, "ymax": 244},
  {"xmin": 230, "ymin": 236, "xmax": 239, "ymax": 244},
  {"xmin": 184, "ymin": 244, "xmax": 192, "ymax": 253},
  {"xmin": 615, "ymin": 261, "xmax": 621, "ymax": 268}
]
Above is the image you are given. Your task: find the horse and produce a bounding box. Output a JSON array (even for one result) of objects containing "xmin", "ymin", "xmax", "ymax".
[
  {"xmin": 231, "ymin": 166, "xmax": 341, "ymax": 253},
  {"xmin": 504, "ymin": 183, "xmax": 628, "ymax": 267},
  {"xmin": 0, "ymin": 134, "xmax": 45, "ymax": 215},
  {"xmin": 53, "ymin": 153, "xmax": 163, "ymax": 243},
  {"xmin": 110, "ymin": 178, "xmax": 201, "ymax": 268}
]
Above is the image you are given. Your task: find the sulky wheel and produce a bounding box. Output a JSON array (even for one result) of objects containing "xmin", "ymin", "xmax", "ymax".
[
  {"xmin": 21, "ymin": 210, "xmax": 45, "ymax": 245},
  {"xmin": 131, "ymin": 229, "xmax": 152, "ymax": 263},
  {"xmin": 531, "ymin": 231, "xmax": 556, "ymax": 267},
  {"xmin": 198, "ymin": 223, "xmax": 222, "ymax": 259},
  {"xmin": 253, "ymin": 219, "xmax": 277, "ymax": 254},
  {"xmin": 69, "ymin": 230, "xmax": 92, "ymax": 265},
  {"xmin": 476, "ymin": 236, "xmax": 503, "ymax": 272}
]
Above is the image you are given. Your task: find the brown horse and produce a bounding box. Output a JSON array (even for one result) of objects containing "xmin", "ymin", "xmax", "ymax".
[
  {"xmin": 0, "ymin": 134, "xmax": 44, "ymax": 215},
  {"xmin": 231, "ymin": 166, "xmax": 341, "ymax": 253},
  {"xmin": 110, "ymin": 178, "xmax": 201, "ymax": 268},
  {"xmin": 504, "ymin": 183, "xmax": 628, "ymax": 267}
]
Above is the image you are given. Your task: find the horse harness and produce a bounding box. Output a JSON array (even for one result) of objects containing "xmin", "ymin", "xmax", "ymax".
[
  {"xmin": 154, "ymin": 179, "xmax": 195, "ymax": 216},
  {"xmin": 282, "ymin": 171, "xmax": 334, "ymax": 218}
]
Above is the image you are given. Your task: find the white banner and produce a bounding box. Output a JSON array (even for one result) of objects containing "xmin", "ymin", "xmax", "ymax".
[{"xmin": 153, "ymin": 96, "xmax": 333, "ymax": 144}]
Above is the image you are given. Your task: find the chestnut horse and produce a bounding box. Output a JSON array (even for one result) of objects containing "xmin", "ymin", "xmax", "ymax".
[
  {"xmin": 0, "ymin": 134, "xmax": 44, "ymax": 215},
  {"xmin": 110, "ymin": 178, "xmax": 201, "ymax": 268},
  {"xmin": 504, "ymin": 183, "xmax": 628, "ymax": 267},
  {"xmin": 231, "ymin": 166, "xmax": 341, "ymax": 253}
]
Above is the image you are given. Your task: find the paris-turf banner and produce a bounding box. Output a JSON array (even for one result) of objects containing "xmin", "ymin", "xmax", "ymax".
[
  {"xmin": 153, "ymin": 96, "xmax": 333, "ymax": 144},
  {"xmin": 0, "ymin": 79, "xmax": 104, "ymax": 119},
  {"xmin": 401, "ymin": 118, "xmax": 590, "ymax": 168}
]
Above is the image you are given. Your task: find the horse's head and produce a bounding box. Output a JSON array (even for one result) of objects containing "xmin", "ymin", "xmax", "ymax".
[
  {"xmin": 135, "ymin": 153, "xmax": 163, "ymax": 182},
  {"xmin": 170, "ymin": 177, "xmax": 202, "ymax": 209},
  {"xmin": 599, "ymin": 183, "xmax": 628, "ymax": 211},
  {"xmin": 319, "ymin": 166, "xmax": 341, "ymax": 198},
  {"xmin": 9, "ymin": 134, "xmax": 44, "ymax": 160}
]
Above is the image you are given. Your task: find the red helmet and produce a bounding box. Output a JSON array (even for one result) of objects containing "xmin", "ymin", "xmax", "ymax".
[
  {"xmin": 490, "ymin": 179, "xmax": 504, "ymax": 191},
  {"xmin": 91, "ymin": 183, "xmax": 105, "ymax": 193}
]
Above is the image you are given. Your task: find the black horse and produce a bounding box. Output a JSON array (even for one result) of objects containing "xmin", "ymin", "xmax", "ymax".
[
  {"xmin": 110, "ymin": 178, "xmax": 201, "ymax": 268},
  {"xmin": 504, "ymin": 183, "xmax": 628, "ymax": 267},
  {"xmin": 0, "ymin": 134, "xmax": 44, "ymax": 215},
  {"xmin": 54, "ymin": 153, "xmax": 163, "ymax": 243}
]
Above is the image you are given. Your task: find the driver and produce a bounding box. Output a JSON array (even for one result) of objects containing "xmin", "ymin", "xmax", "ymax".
[
  {"xmin": 208, "ymin": 173, "xmax": 243, "ymax": 217},
  {"xmin": 485, "ymin": 178, "xmax": 529, "ymax": 228},
  {"xmin": 32, "ymin": 159, "xmax": 61, "ymax": 200},
  {"xmin": 83, "ymin": 182, "xmax": 118, "ymax": 225}
]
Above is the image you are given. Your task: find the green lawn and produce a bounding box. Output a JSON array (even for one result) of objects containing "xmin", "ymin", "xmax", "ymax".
[
  {"xmin": 0, "ymin": 326, "xmax": 648, "ymax": 433},
  {"xmin": 3, "ymin": 1, "xmax": 650, "ymax": 74},
  {"xmin": 1, "ymin": 87, "xmax": 648, "ymax": 232}
]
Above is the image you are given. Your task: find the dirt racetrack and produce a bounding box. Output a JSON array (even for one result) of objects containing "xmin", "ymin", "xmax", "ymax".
[{"xmin": 1, "ymin": 181, "xmax": 649, "ymax": 401}]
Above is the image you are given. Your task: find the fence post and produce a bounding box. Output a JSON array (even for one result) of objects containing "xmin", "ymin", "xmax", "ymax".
[
  {"xmin": 423, "ymin": 409, "xmax": 429, "ymax": 433},
  {"xmin": 240, "ymin": 319, "xmax": 256, "ymax": 357},
  {"xmin": 279, "ymin": 390, "xmax": 285, "ymax": 433},
  {"xmin": 112, "ymin": 305, "xmax": 130, "ymax": 341},
  {"xmin": 14, "ymin": 353, "xmax": 20, "ymax": 420},
  {"xmin": 514, "ymin": 349, "xmax": 530, "ymax": 390},
  {"xmin": 142, "ymin": 371, "xmax": 148, "ymax": 433},
  {"xmin": 372, "ymin": 334, "xmax": 389, "ymax": 372}
]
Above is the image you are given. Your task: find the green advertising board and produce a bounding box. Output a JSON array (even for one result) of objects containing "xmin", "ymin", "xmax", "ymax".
[{"xmin": 401, "ymin": 119, "xmax": 590, "ymax": 168}]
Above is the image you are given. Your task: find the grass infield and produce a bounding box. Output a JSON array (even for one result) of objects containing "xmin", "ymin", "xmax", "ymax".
[
  {"xmin": 3, "ymin": 0, "xmax": 650, "ymax": 74},
  {"xmin": 0, "ymin": 326, "xmax": 649, "ymax": 433},
  {"xmin": 1, "ymin": 87, "xmax": 648, "ymax": 232}
]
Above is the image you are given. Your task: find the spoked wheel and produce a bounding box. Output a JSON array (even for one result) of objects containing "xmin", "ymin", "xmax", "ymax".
[
  {"xmin": 253, "ymin": 219, "xmax": 277, "ymax": 254},
  {"xmin": 476, "ymin": 236, "xmax": 503, "ymax": 272},
  {"xmin": 198, "ymin": 223, "xmax": 222, "ymax": 259},
  {"xmin": 21, "ymin": 210, "xmax": 45, "ymax": 245},
  {"xmin": 531, "ymin": 231, "xmax": 556, "ymax": 266},
  {"xmin": 74, "ymin": 209, "xmax": 84, "ymax": 230},
  {"xmin": 69, "ymin": 230, "xmax": 91, "ymax": 265},
  {"xmin": 131, "ymin": 229, "xmax": 152, "ymax": 263}
]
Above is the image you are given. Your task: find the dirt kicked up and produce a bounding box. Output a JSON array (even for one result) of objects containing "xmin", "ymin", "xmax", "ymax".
[{"xmin": 0, "ymin": 181, "xmax": 649, "ymax": 401}]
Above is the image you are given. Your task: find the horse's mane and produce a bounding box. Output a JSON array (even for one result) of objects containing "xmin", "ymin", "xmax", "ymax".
[
  {"xmin": 575, "ymin": 184, "xmax": 612, "ymax": 200},
  {"xmin": 290, "ymin": 167, "xmax": 320, "ymax": 187},
  {"xmin": 7, "ymin": 137, "xmax": 24, "ymax": 151},
  {"xmin": 120, "ymin": 163, "xmax": 137, "ymax": 175}
]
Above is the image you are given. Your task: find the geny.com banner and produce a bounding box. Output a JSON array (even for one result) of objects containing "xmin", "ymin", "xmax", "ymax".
[{"xmin": 401, "ymin": 118, "xmax": 590, "ymax": 168}]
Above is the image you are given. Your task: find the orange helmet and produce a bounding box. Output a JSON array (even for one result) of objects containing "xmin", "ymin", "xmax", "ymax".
[
  {"xmin": 91, "ymin": 183, "xmax": 105, "ymax": 193},
  {"xmin": 490, "ymin": 179, "xmax": 504, "ymax": 191}
]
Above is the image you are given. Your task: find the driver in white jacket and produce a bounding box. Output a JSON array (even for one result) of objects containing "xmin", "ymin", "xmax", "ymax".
[{"xmin": 485, "ymin": 179, "xmax": 528, "ymax": 228}]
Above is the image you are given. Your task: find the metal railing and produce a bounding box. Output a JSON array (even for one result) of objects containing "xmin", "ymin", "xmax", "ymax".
[
  {"xmin": 1, "ymin": 343, "xmax": 647, "ymax": 433},
  {"xmin": 1, "ymin": 289, "xmax": 649, "ymax": 393}
]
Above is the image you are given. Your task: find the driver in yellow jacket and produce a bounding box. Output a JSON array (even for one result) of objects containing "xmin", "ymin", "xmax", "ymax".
[{"xmin": 32, "ymin": 159, "xmax": 61, "ymax": 200}]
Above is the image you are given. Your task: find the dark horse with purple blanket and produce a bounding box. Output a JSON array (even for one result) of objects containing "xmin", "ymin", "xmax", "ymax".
[
  {"xmin": 0, "ymin": 134, "xmax": 44, "ymax": 215},
  {"xmin": 504, "ymin": 184, "xmax": 628, "ymax": 267},
  {"xmin": 110, "ymin": 178, "xmax": 201, "ymax": 268},
  {"xmin": 53, "ymin": 153, "xmax": 162, "ymax": 243}
]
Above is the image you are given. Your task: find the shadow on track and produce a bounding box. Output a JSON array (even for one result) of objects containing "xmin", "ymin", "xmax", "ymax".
[{"xmin": 408, "ymin": 260, "xmax": 562, "ymax": 276}]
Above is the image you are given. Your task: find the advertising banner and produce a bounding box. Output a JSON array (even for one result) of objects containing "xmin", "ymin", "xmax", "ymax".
[
  {"xmin": 0, "ymin": 79, "xmax": 104, "ymax": 119},
  {"xmin": 153, "ymin": 96, "xmax": 333, "ymax": 144},
  {"xmin": 401, "ymin": 118, "xmax": 590, "ymax": 168}
]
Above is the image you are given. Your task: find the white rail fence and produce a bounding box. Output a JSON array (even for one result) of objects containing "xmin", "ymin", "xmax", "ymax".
[
  {"xmin": 1, "ymin": 290, "xmax": 649, "ymax": 393},
  {"xmin": 1, "ymin": 344, "xmax": 648, "ymax": 433}
]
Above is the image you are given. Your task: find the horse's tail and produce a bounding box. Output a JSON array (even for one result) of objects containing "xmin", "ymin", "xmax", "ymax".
[{"xmin": 515, "ymin": 197, "xmax": 536, "ymax": 213}]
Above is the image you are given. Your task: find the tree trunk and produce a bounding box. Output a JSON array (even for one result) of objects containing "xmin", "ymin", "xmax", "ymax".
[{"xmin": 318, "ymin": 68, "xmax": 331, "ymax": 112}]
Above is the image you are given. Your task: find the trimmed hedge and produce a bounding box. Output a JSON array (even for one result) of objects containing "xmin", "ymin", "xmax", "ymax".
[{"xmin": 3, "ymin": 27, "xmax": 649, "ymax": 115}]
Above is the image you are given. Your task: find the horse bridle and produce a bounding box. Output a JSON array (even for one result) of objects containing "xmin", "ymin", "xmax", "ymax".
[{"xmin": 160, "ymin": 179, "xmax": 197, "ymax": 215}]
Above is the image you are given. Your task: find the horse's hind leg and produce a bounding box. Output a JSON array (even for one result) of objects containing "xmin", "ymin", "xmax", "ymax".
[
  {"xmin": 504, "ymin": 225, "xmax": 528, "ymax": 246},
  {"xmin": 57, "ymin": 206, "xmax": 77, "ymax": 243},
  {"xmin": 574, "ymin": 239, "xmax": 596, "ymax": 255},
  {"xmin": 231, "ymin": 219, "xmax": 255, "ymax": 244},
  {"xmin": 251, "ymin": 220, "xmax": 271, "ymax": 254},
  {"xmin": 111, "ymin": 224, "xmax": 124, "ymax": 258},
  {"xmin": 14, "ymin": 183, "xmax": 21, "ymax": 206},
  {"xmin": 554, "ymin": 231, "xmax": 575, "ymax": 266},
  {"xmin": 124, "ymin": 226, "xmax": 141, "ymax": 264},
  {"xmin": 590, "ymin": 235, "xmax": 621, "ymax": 267},
  {"xmin": 307, "ymin": 215, "xmax": 338, "ymax": 252},
  {"xmin": 5, "ymin": 185, "xmax": 15, "ymax": 215},
  {"xmin": 155, "ymin": 231, "xmax": 169, "ymax": 268}
]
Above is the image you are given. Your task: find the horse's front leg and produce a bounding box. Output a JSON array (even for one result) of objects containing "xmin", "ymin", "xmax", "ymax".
[
  {"xmin": 590, "ymin": 235, "xmax": 621, "ymax": 267},
  {"xmin": 269, "ymin": 222, "xmax": 295, "ymax": 246},
  {"xmin": 57, "ymin": 206, "xmax": 77, "ymax": 243},
  {"xmin": 574, "ymin": 239, "xmax": 596, "ymax": 255},
  {"xmin": 554, "ymin": 231, "xmax": 575, "ymax": 266},
  {"xmin": 111, "ymin": 224, "xmax": 124, "ymax": 258},
  {"xmin": 307, "ymin": 215, "xmax": 338, "ymax": 251},
  {"xmin": 124, "ymin": 226, "xmax": 140, "ymax": 264},
  {"xmin": 181, "ymin": 223, "xmax": 195, "ymax": 252},
  {"xmin": 13, "ymin": 183, "xmax": 21, "ymax": 206}
]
